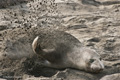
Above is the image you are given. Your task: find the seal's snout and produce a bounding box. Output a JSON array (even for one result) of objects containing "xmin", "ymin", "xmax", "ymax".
[{"xmin": 90, "ymin": 59, "xmax": 104, "ymax": 72}]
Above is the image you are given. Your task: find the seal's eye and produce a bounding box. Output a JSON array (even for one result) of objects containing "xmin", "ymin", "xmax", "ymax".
[{"xmin": 89, "ymin": 59, "xmax": 95, "ymax": 63}]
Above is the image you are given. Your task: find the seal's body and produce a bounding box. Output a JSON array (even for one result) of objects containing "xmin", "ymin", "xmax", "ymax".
[
  {"xmin": 3, "ymin": 27, "xmax": 104, "ymax": 73},
  {"xmin": 32, "ymin": 30, "xmax": 104, "ymax": 73}
]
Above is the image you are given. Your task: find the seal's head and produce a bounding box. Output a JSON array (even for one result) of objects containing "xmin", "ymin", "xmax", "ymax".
[
  {"xmin": 73, "ymin": 47, "xmax": 104, "ymax": 73},
  {"xmin": 82, "ymin": 48, "xmax": 104, "ymax": 73}
]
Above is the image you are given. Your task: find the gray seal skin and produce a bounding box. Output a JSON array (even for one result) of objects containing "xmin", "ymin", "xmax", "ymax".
[
  {"xmin": 32, "ymin": 30, "xmax": 104, "ymax": 73},
  {"xmin": 3, "ymin": 27, "xmax": 104, "ymax": 73}
]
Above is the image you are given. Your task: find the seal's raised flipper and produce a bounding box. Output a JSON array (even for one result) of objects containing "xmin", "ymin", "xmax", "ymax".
[
  {"xmin": 32, "ymin": 36, "xmax": 41, "ymax": 54},
  {"xmin": 32, "ymin": 36, "xmax": 55, "ymax": 55}
]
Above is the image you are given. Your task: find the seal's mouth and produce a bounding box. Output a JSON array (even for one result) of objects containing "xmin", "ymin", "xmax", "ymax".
[
  {"xmin": 91, "ymin": 68, "xmax": 103, "ymax": 73},
  {"xmin": 85, "ymin": 67, "xmax": 103, "ymax": 73}
]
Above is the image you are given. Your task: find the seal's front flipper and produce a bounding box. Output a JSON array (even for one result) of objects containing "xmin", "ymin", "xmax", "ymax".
[{"xmin": 35, "ymin": 59, "xmax": 52, "ymax": 67}]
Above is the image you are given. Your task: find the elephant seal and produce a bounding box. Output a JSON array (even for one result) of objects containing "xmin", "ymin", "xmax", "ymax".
[
  {"xmin": 32, "ymin": 31, "xmax": 104, "ymax": 73},
  {"xmin": 3, "ymin": 27, "xmax": 104, "ymax": 73}
]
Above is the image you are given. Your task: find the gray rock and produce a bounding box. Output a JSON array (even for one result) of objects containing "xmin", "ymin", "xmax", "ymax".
[{"xmin": 100, "ymin": 73, "xmax": 120, "ymax": 80}]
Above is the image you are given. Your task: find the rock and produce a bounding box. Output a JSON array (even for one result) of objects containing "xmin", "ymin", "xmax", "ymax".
[
  {"xmin": 100, "ymin": 73, "xmax": 120, "ymax": 80},
  {"xmin": 68, "ymin": 24, "xmax": 88, "ymax": 29},
  {"xmin": 56, "ymin": 69, "xmax": 98, "ymax": 80},
  {"xmin": 0, "ymin": 0, "xmax": 31, "ymax": 8},
  {"xmin": 81, "ymin": 0, "xmax": 101, "ymax": 6},
  {"xmin": 0, "ymin": 26, "xmax": 8, "ymax": 31},
  {"xmin": 88, "ymin": 37, "xmax": 101, "ymax": 42},
  {"xmin": 0, "ymin": 21, "xmax": 10, "ymax": 31},
  {"xmin": 0, "ymin": 78, "xmax": 6, "ymax": 80}
]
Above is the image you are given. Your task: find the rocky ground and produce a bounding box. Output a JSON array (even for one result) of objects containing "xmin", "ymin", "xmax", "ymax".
[{"xmin": 0, "ymin": 0, "xmax": 120, "ymax": 80}]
